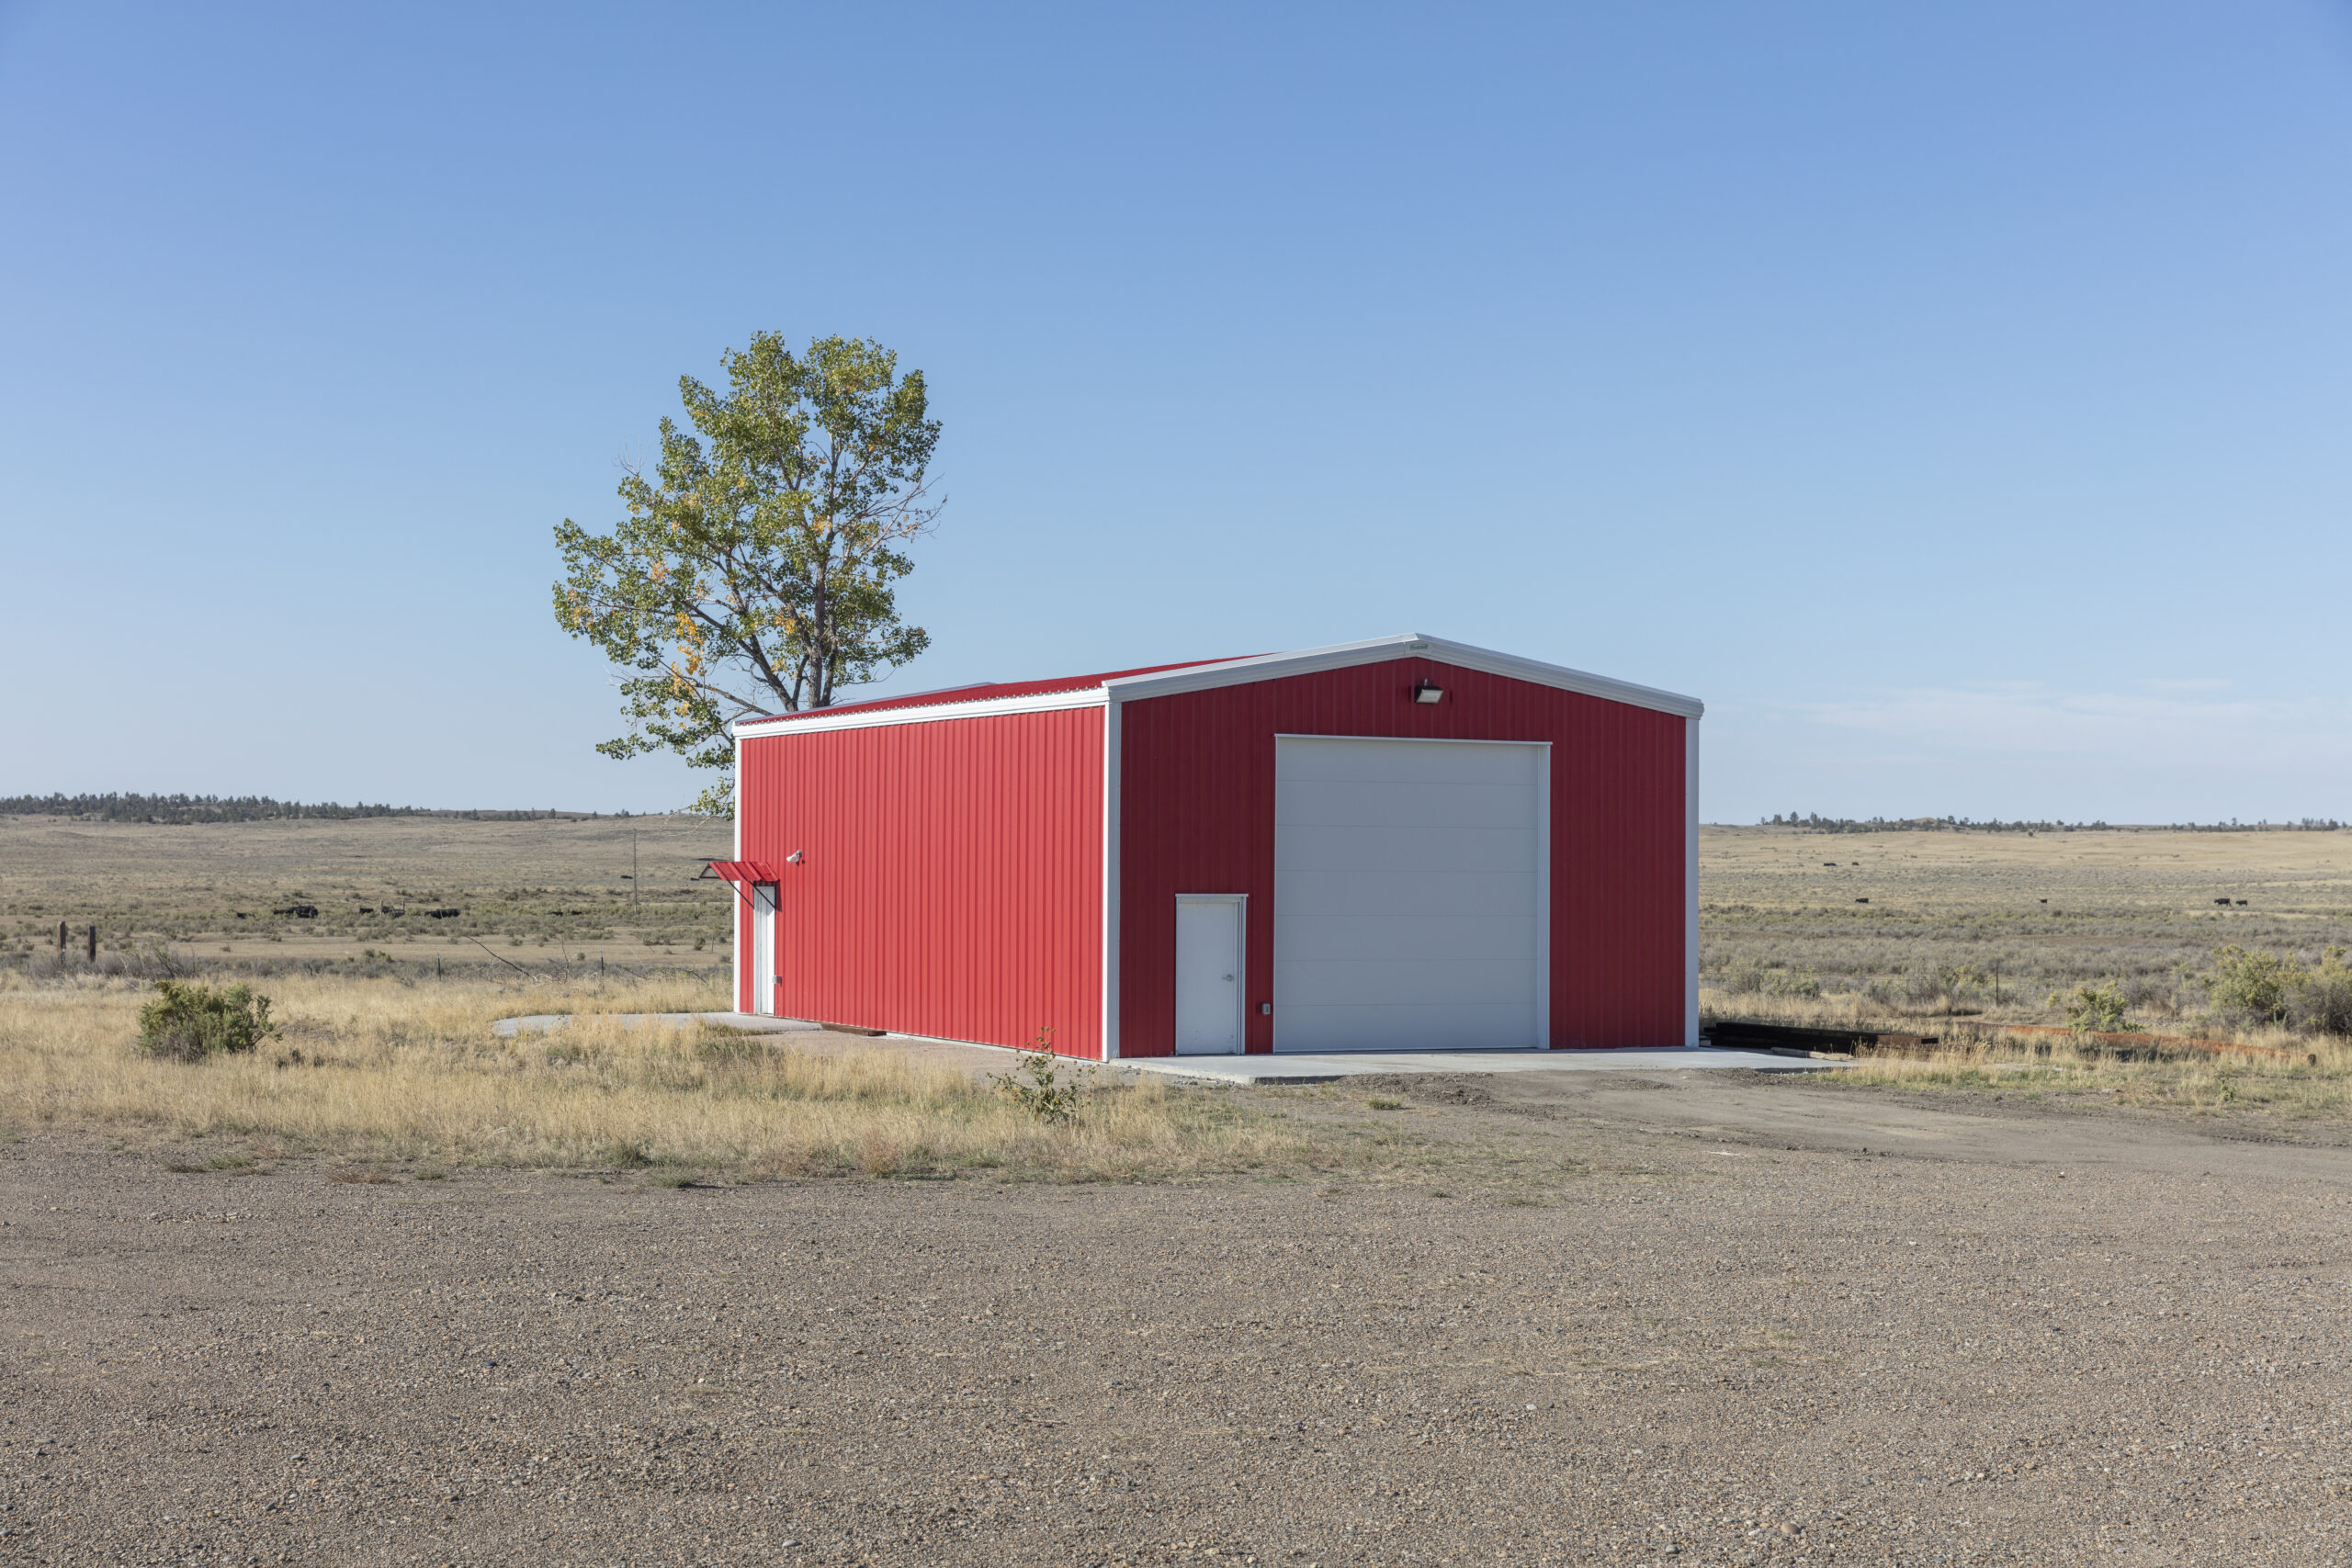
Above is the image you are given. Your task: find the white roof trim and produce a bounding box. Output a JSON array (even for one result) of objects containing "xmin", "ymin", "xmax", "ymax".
[
  {"xmin": 734, "ymin": 684, "xmax": 1108, "ymax": 738},
  {"xmin": 1103, "ymin": 633, "xmax": 1703, "ymax": 718}
]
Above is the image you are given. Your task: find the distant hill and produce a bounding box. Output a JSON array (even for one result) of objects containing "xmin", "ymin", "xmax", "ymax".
[
  {"xmin": 0, "ymin": 794, "xmax": 612, "ymax": 825},
  {"xmin": 1756, "ymin": 813, "xmax": 2342, "ymax": 835}
]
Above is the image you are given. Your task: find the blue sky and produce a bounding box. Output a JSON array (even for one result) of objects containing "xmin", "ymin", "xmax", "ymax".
[{"xmin": 4, "ymin": 2, "xmax": 2349, "ymax": 820}]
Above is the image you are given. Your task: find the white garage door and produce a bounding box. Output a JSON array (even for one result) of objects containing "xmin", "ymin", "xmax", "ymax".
[{"xmin": 1273, "ymin": 736, "xmax": 1547, "ymax": 1053}]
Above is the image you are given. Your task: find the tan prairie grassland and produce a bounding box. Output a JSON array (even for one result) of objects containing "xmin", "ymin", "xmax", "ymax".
[
  {"xmin": 0, "ymin": 969, "xmax": 1407, "ymax": 1182},
  {"xmin": 0, "ymin": 813, "xmax": 1470, "ymax": 1183},
  {"xmin": 1701, "ymin": 823, "xmax": 2352, "ymax": 1021},
  {"xmin": 1702, "ymin": 824, "xmax": 2352, "ymax": 1117},
  {"xmin": 17, "ymin": 813, "xmax": 2348, "ymax": 989},
  {"xmin": 1705, "ymin": 819, "xmax": 2352, "ymax": 912},
  {"xmin": 5, "ymin": 815, "xmax": 2352, "ymax": 1173},
  {"xmin": 0, "ymin": 810, "xmax": 735, "ymax": 967}
]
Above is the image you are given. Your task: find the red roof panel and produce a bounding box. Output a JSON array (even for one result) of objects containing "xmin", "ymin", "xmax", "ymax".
[{"xmin": 749, "ymin": 657, "xmax": 1245, "ymax": 724}]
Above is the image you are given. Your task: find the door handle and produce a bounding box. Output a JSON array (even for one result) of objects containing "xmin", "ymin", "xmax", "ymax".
[{"xmin": 1222, "ymin": 975, "xmax": 1234, "ymax": 981}]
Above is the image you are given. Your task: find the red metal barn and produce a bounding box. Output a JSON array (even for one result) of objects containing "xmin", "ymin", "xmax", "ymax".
[{"xmin": 713, "ymin": 635, "xmax": 1702, "ymax": 1060}]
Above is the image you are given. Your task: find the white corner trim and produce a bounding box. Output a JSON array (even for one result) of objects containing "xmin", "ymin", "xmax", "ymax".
[
  {"xmin": 1101, "ymin": 695, "xmax": 1122, "ymax": 1062},
  {"xmin": 1104, "ymin": 632, "xmax": 1704, "ymax": 718},
  {"xmin": 1535, "ymin": 742, "xmax": 1552, "ymax": 1052},
  {"xmin": 734, "ymin": 684, "xmax": 1109, "ymax": 738},
  {"xmin": 1685, "ymin": 714, "xmax": 1702, "ymax": 1048}
]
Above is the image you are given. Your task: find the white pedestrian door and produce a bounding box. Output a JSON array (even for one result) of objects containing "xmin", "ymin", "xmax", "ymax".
[
  {"xmin": 751, "ymin": 883, "xmax": 777, "ymax": 1017},
  {"xmin": 1174, "ymin": 896, "xmax": 1244, "ymax": 1055},
  {"xmin": 1273, "ymin": 736, "xmax": 1546, "ymax": 1052}
]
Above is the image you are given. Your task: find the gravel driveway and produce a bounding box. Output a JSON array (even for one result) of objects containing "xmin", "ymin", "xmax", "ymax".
[{"xmin": 5, "ymin": 1073, "xmax": 2347, "ymax": 1566}]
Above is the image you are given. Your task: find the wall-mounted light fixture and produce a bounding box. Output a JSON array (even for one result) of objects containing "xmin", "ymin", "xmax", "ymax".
[
  {"xmin": 786, "ymin": 850, "xmax": 805, "ymax": 863},
  {"xmin": 1412, "ymin": 681, "xmax": 1445, "ymax": 705}
]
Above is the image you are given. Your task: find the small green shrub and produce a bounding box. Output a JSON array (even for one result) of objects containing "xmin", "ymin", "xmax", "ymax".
[
  {"xmin": 2208, "ymin": 945, "xmax": 2301, "ymax": 1023},
  {"xmin": 1721, "ymin": 965, "xmax": 1821, "ymax": 1000},
  {"xmin": 989, "ymin": 1028, "xmax": 1083, "ymax": 1123},
  {"xmin": 1769, "ymin": 969, "xmax": 1825, "ymax": 1000},
  {"xmin": 2288, "ymin": 946, "xmax": 2352, "ymax": 1037},
  {"xmin": 2062, "ymin": 981, "xmax": 2133, "ymax": 1034},
  {"xmin": 137, "ymin": 981, "xmax": 277, "ymax": 1062}
]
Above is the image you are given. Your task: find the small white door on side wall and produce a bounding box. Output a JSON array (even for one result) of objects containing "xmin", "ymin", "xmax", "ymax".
[
  {"xmin": 1274, "ymin": 736, "xmax": 1546, "ymax": 1052},
  {"xmin": 1174, "ymin": 896, "xmax": 1245, "ymax": 1055},
  {"xmin": 751, "ymin": 883, "xmax": 777, "ymax": 1017}
]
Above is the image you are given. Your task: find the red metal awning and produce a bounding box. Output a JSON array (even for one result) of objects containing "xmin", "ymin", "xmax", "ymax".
[{"xmin": 703, "ymin": 861, "xmax": 779, "ymax": 884}]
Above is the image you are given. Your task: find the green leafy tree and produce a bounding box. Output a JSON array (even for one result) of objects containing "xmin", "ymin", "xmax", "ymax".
[{"xmin": 554, "ymin": 333, "xmax": 941, "ymax": 815}]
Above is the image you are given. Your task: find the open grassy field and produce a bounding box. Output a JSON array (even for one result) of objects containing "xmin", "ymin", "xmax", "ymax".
[
  {"xmin": 0, "ymin": 811, "xmax": 1565, "ymax": 1186},
  {"xmin": 18, "ymin": 812, "xmax": 2350, "ymax": 1008},
  {"xmin": 1700, "ymin": 823, "xmax": 2352, "ymax": 1031},
  {"xmin": 0, "ymin": 969, "xmax": 1503, "ymax": 1187},
  {"xmin": 7, "ymin": 814, "xmax": 2352, "ymax": 1153},
  {"xmin": 1700, "ymin": 824, "xmax": 2352, "ymax": 1123},
  {"xmin": 0, "ymin": 810, "xmax": 735, "ymax": 972},
  {"xmin": 0, "ymin": 814, "xmax": 1556, "ymax": 1183}
]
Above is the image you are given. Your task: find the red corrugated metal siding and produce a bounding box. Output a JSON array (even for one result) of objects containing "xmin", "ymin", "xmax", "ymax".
[
  {"xmin": 1117, "ymin": 659, "xmax": 1686, "ymax": 1055},
  {"xmin": 738, "ymin": 707, "xmax": 1105, "ymax": 1057},
  {"xmin": 732, "ymin": 878, "xmax": 754, "ymax": 1014}
]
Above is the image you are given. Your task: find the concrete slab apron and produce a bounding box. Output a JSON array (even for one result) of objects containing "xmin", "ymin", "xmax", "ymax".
[
  {"xmin": 1124, "ymin": 1046, "xmax": 1825, "ymax": 1085},
  {"xmin": 488, "ymin": 1016, "xmax": 1824, "ymax": 1087}
]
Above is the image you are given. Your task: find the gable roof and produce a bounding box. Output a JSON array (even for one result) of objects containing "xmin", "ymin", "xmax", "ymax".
[
  {"xmin": 741, "ymin": 658, "xmax": 1241, "ymax": 726},
  {"xmin": 733, "ymin": 633, "xmax": 1702, "ymax": 739}
]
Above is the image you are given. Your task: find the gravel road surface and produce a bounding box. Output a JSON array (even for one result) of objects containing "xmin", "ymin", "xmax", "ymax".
[{"xmin": 5, "ymin": 1072, "xmax": 2349, "ymax": 1566}]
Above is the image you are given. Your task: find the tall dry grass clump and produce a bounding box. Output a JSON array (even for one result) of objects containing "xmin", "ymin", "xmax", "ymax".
[
  {"xmin": 0, "ymin": 971, "xmax": 1341, "ymax": 1180},
  {"xmin": 1818, "ymin": 1022, "xmax": 2352, "ymax": 1119}
]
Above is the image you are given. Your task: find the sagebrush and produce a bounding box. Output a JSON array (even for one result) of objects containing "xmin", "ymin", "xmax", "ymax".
[{"xmin": 137, "ymin": 980, "xmax": 277, "ymax": 1061}]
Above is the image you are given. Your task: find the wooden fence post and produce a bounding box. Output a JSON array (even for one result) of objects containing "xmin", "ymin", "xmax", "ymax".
[
  {"xmin": 58, "ymin": 920, "xmax": 66, "ymax": 958},
  {"xmin": 85, "ymin": 925, "xmax": 96, "ymax": 963}
]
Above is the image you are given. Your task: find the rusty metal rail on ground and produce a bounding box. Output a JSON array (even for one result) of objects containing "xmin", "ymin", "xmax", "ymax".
[{"xmin": 1702, "ymin": 1019, "xmax": 2308, "ymax": 1065}]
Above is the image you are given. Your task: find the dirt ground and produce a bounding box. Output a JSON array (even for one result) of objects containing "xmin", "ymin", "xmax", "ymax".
[{"xmin": 6, "ymin": 1070, "xmax": 2349, "ymax": 1568}]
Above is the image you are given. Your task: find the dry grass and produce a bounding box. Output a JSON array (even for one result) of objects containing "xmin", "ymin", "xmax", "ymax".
[
  {"xmin": 0, "ymin": 810, "xmax": 734, "ymax": 967},
  {"xmin": 0, "ymin": 971, "xmax": 1412, "ymax": 1183},
  {"xmin": 1800, "ymin": 1020, "xmax": 2352, "ymax": 1121},
  {"xmin": 1702, "ymin": 825, "xmax": 2352, "ymax": 1034},
  {"xmin": 1699, "ymin": 827, "xmax": 2352, "ymax": 1122}
]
